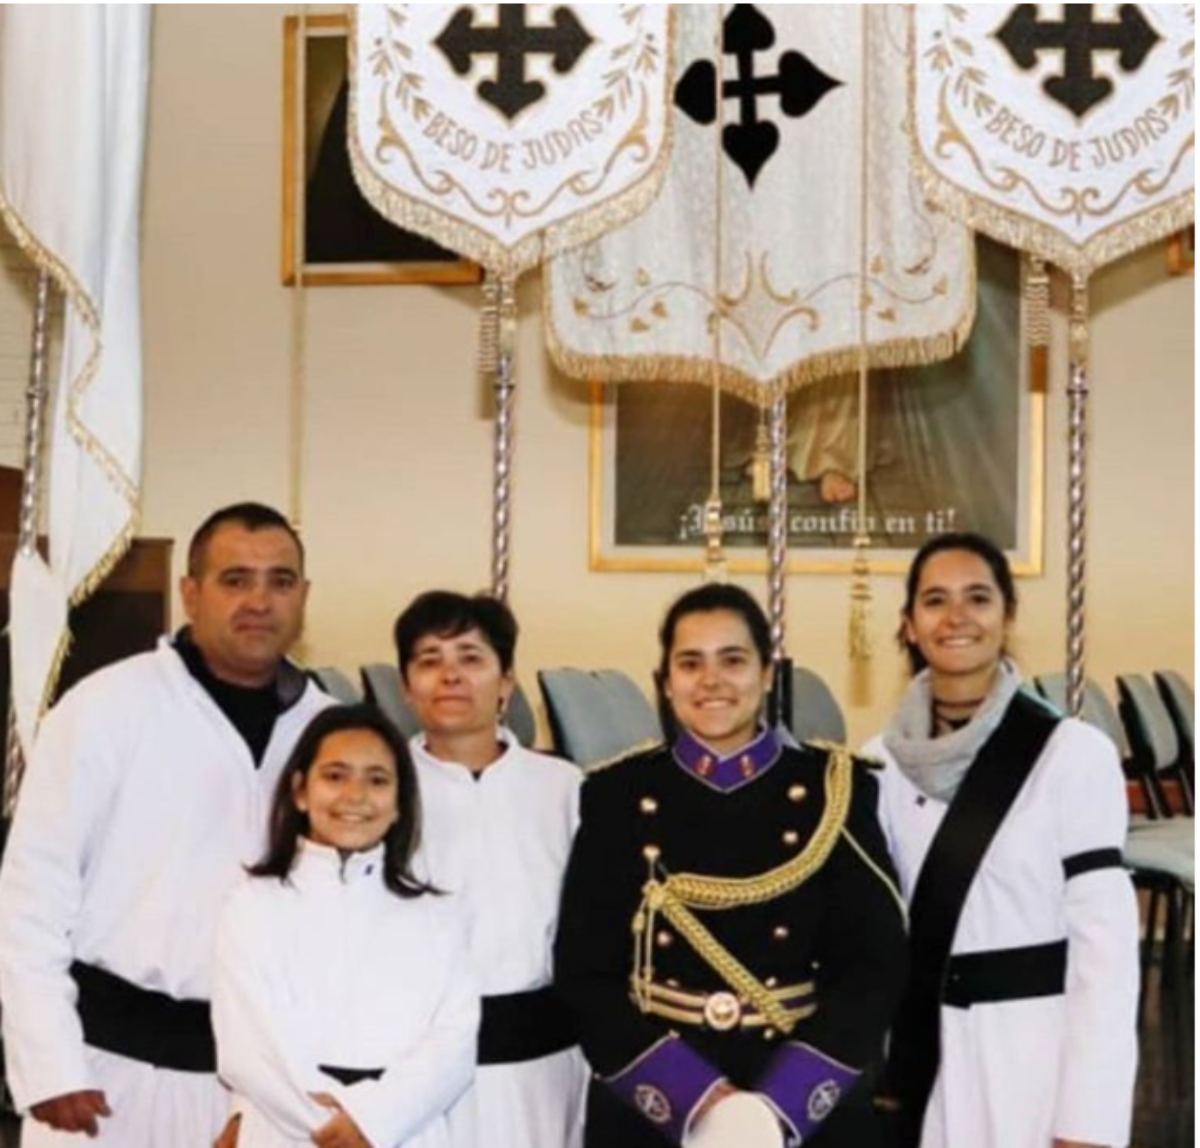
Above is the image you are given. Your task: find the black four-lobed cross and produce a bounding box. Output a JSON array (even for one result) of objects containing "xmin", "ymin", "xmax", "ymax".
[
  {"xmin": 674, "ymin": 5, "xmax": 842, "ymax": 188},
  {"xmin": 435, "ymin": 5, "xmax": 595, "ymax": 122},
  {"xmin": 995, "ymin": 4, "xmax": 1162, "ymax": 119}
]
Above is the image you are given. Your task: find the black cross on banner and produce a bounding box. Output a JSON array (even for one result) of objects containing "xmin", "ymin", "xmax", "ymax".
[
  {"xmin": 674, "ymin": 5, "xmax": 842, "ymax": 188},
  {"xmin": 435, "ymin": 5, "xmax": 595, "ymax": 122},
  {"xmin": 996, "ymin": 4, "xmax": 1162, "ymax": 118}
]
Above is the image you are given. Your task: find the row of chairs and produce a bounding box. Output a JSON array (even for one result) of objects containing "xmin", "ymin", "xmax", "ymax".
[
  {"xmin": 1035, "ymin": 671, "xmax": 1194, "ymax": 1009},
  {"xmin": 309, "ymin": 662, "xmax": 851, "ymax": 768}
]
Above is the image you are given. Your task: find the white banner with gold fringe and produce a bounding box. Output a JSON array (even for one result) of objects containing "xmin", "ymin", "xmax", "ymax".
[
  {"xmin": 349, "ymin": 3, "xmax": 673, "ymax": 278},
  {"xmin": 0, "ymin": 6, "xmax": 149, "ymax": 761},
  {"xmin": 911, "ymin": 3, "xmax": 1194, "ymax": 277},
  {"xmin": 545, "ymin": 5, "xmax": 976, "ymax": 401}
]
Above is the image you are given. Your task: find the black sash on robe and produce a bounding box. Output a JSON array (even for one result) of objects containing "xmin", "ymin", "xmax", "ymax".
[{"xmin": 880, "ymin": 691, "xmax": 1060, "ymax": 1146}]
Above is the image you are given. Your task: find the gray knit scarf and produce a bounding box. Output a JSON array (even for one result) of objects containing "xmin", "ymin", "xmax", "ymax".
[{"xmin": 882, "ymin": 659, "xmax": 1024, "ymax": 804}]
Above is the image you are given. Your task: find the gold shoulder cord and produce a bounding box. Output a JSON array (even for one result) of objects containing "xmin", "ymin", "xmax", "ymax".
[{"xmin": 632, "ymin": 744, "xmax": 854, "ymax": 1034}]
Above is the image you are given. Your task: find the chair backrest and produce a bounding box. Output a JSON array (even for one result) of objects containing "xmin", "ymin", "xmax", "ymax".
[
  {"xmin": 539, "ymin": 667, "xmax": 661, "ymax": 767},
  {"xmin": 505, "ymin": 682, "xmax": 538, "ymax": 749},
  {"xmin": 362, "ymin": 663, "xmax": 539, "ymax": 748},
  {"xmin": 1117, "ymin": 673, "xmax": 1180, "ymax": 774},
  {"xmin": 1154, "ymin": 670, "xmax": 1194, "ymax": 753},
  {"xmin": 360, "ymin": 663, "xmax": 421, "ymax": 739},
  {"xmin": 1033, "ymin": 673, "xmax": 1131, "ymax": 759},
  {"xmin": 310, "ymin": 666, "xmax": 361, "ymax": 704},
  {"xmin": 788, "ymin": 666, "xmax": 847, "ymax": 745}
]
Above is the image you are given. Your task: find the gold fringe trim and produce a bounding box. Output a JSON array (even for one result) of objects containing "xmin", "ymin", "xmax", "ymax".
[
  {"xmin": 347, "ymin": 8, "xmax": 676, "ymax": 280},
  {"xmin": 543, "ymin": 267, "xmax": 978, "ymax": 409},
  {"xmin": 583, "ymin": 737, "xmax": 663, "ymax": 774},
  {"xmin": 0, "ymin": 186, "xmax": 140, "ymax": 729}
]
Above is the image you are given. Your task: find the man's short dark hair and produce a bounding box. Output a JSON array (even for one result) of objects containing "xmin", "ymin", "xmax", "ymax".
[
  {"xmin": 187, "ymin": 502, "xmax": 305, "ymax": 577},
  {"xmin": 394, "ymin": 591, "xmax": 518, "ymax": 681}
]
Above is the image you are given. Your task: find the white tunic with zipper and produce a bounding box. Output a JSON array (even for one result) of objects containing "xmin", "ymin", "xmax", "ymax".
[
  {"xmin": 411, "ymin": 729, "xmax": 588, "ymax": 1148},
  {"xmin": 864, "ymin": 716, "xmax": 1139, "ymax": 1148},
  {"xmin": 0, "ymin": 638, "xmax": 332, "ymax": 1146},
  {"xmin": 212, "ymin": 839, "xmax": 479, "ymax": 1148}
]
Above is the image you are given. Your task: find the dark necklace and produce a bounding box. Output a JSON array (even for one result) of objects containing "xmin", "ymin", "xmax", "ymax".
[{"xmin": 931, "ymin": 695, "xmax": 986, "ymax": 710}]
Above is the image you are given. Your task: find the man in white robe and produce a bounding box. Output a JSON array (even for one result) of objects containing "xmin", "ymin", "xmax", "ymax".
[
  {"xmin": 395, "ymin": 591, "xmax": 588, "ymax": 1148},
  {"xmin": 0, "ymin": 502, "xmax": 332, "ymax": 1146}
]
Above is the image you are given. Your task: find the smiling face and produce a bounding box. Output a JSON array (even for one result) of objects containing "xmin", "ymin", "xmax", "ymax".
[
  {"xmin": 401, "ymin": 627, "xmax": 514, "ymax": 741},
  {"xmin": 180, "ymin": 523, "xmax": 307, "ymax": 687},
  {"xmin": 294, "ymin": 728, "xmax": 400, "ymax": 853},
  {"xmin": 903, "ymin": 548, "xmax": 1012, "ymax": 692},
  {"xmin": 663, "ymin": 608, "xmax": 772, "ymax": 755}
]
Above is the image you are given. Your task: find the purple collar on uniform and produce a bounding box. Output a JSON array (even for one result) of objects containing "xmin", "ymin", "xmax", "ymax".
[{"xmin": 671, "ymin": 726, "xmax": 783, "ymax": 792}]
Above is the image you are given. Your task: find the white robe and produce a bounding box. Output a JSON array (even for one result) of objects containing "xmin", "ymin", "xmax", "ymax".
[
  {"xmin": 212, "ymin": 839, "xmax": 480, "ymax": 1148},
  {"xmin": 864, "ymin": 717, "xmax": 1139, "ymax": 1148},
  {"xmin": 0, "ymin": 639, "xmax": 332, "ymax": 1146},
  {"xmin": 411, "ymin": 730, "xmax": 588, "ymax": 1148}
]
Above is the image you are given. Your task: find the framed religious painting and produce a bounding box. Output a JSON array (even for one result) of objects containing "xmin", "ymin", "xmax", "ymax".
[
  {"xmin": 589, "ymin": 237, "xmax": 1045, "ymax": 575},
  {"xmin": 281, "ymin": 14, "xmax": 482, "ymax": 287}
]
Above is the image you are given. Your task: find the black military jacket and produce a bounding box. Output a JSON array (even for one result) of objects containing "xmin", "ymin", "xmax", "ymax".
[{"xmin": 554, "ymin": 732, "xmax": 908, "ymax": 1148}]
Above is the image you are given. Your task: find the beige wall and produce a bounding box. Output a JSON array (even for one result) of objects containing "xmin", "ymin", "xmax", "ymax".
[{"xmin": 140, "ymin": 6, "xmax": 1194, "ymax": 745}]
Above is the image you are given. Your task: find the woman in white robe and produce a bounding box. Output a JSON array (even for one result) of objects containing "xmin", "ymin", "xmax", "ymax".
[
  {"xmin": 395, "ymin": 590, "xmax": 588, "ymax": 1148},
  {"xmin": 213, "ymin": 704, "xmax": 479, "ymax": 1148},
  {"xmin": 865, "ymin": 532, "xmax": 1138, "ymax": 1148}
]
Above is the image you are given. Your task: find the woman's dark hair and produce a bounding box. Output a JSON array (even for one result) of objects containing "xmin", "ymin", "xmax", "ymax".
[
  {"xmin": 394, "ymin": 590, "xmax": 518, "ymax": 681},
  {"xmin": 653, "ymin": 583, "xmax": 772, "ymax": 739},
  {"xmin": 897, "ymin": 532, "xmax": 1018, "ymax": 675},
  {"xmin": 248, "ymin": 704, "xmax": 433, "ymax": 898}
]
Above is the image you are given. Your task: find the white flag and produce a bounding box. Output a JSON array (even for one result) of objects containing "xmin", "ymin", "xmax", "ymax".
[
  {"xmin": 545, "ymin": 5, "xmax": 975, "ymax": 398},
  {"xmin": 349, "ymin": 4, "xmax": 673, "ymax": 277},
  {"xmin": 911, "ymin": 4, "xmax": 1194, "ymax": 275},
  {"xmin": 0, "ymin": 6, "xmax": 150, "ymax": 759}
]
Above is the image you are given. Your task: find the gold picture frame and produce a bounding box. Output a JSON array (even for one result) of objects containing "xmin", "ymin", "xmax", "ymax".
[
  {"xmin": 281, "ymin": 14, "xmax": 482, "ymax": 287},
  {"xmin": 589, "ymin": 240, "xmax": 1045, "ymax": 576}
]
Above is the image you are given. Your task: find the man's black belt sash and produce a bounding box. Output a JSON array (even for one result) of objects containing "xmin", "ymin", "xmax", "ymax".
[
  {"xmin": 70, "ymin": 961, "xmax": 215, "ymax": 1073},
  {"xmin": 478, "ymin": 986, "xmax": 577, "ymax": 1065},
  {"xmin": 942, "ymin": 939, "xmax": 1067, "ymax": 1009}
]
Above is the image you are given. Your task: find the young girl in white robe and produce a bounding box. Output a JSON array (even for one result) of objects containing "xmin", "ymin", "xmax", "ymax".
[{"xmin": 212, "ymin": 704, "xmax": 479, "ymax": 1148}]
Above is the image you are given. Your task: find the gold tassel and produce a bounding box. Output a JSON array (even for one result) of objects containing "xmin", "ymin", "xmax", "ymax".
[
  {"xmin": 751, "ymin": 414, "xmax": 771, "ymax": 503},
  {"xmin": 478, "ymin": 271, "xmax": 500, "ymax": 383},
  {"xmin": 1024, "ymin": 255, "xmax": 1050, "ymax": 392},
  {"xmin": 1069, "ymin": 273, "xmax": 1089, "ymax": 368},
  {"xmin": 848, "ymin": 533, "xmax": 872, "ymax": 661},
  {"xmin": 703, "ymin": 497, "xmax": 727, "ymax": 582}
]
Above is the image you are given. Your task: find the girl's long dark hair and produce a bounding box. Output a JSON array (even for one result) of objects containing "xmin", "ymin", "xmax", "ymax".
[{"xmin": 248, "ymin": 704, "xmax": 434, "ymax": 898}]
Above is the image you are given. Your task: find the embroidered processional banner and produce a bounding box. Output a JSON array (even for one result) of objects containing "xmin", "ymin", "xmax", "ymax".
[
  {"xmin": 0, "ymin": 7, "xmax": 150, "ymax": 763},
  {"xmin": 911, "ymin": 4, "xmax": 1194, "ymax": 276},
  {"xmin": 349, "ymin": 4, "xmax": 673, "ymax": 278},
  {"xmin": 545, "ymin": 5, "xmax": 976, "ymax": 401}
]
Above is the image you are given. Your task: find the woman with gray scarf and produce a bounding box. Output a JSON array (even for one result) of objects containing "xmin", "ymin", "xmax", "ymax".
[{"xmin": 863, "ymin": 533, "xmax": 1138, "ymax": 1148}]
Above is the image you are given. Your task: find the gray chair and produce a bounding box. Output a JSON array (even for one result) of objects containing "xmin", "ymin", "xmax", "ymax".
[
  {"xmin": 1118, "ymin": 673, "xmax": 1191, "ymax": 817},
  {"xmin": 505, "ymin": 683, "xmax": 538, "ymax": 749},
  {"xmin": 788, "ymin": 667, "xmax": 847, "ymax": 745},
  {"xmin": 1155, "ymin": 670, "xmax": 1194, "ymax": 785},
  {"xmin": 539, "ymin": 668, "xmax": 661, "ymax": 767},
  {"xmin": 1115, "ymin": 674, "xmax": 1195, "ymax": 994},
  {"xmin": 360, "ymin": 663, "xmax": 421, "ymax": 738},
  {"xmin": 1033, "ymin": 673, "xmax": 1131, "ymax": 761},
  {"xmin": 310, "ymin": 666, "xmax": 361, "ymax": 704},
  {"xmin": 361, "ymin": 662, "xmax": 538, "ymax": 748}
]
